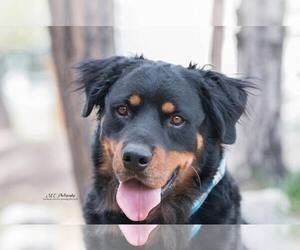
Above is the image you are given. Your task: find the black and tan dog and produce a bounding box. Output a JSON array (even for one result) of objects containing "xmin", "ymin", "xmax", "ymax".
[{"xmin": 78, "ymin": 55, "xmax": 250, "ymax": 225}]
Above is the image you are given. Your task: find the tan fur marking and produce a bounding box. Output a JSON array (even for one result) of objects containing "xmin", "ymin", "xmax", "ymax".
[
  {"xmin": 162, "ymin": 102, "xmax": 175, "ymax": 113},
  {"xmin": 141, "ymin": 148, "xmax": 196, "ymax": 188},
  {"xmin": 196, "ymin": 133, "xmax": 204, "ymax": 151},
  {"xmin": 99, "ymin": 137, "xmax": 120, "ymax": 212},
  {"xmin": 129, "ymin": 94, "xmax": 141, "ymax": 106},
  {"xmin": 111, "ymin": 144, "xmax": 196, "ymax": 189},
  {"xmin": 112, "ymin": 142, "xmax": 128, "ymax": 182},
  {"xmin": 100, "ymin": 137, "xmax": 116, "ymax": 176},
  {"xmin": 107, "ymin": 140, "xmax": 199, "ymax": 192},
  {"xmin": 166, "ymin": 151, "xmax": 195, "ymax": 171},
  {"xmin": 101, "ymin": 135, "xmax": 205, "ymax": 220}
]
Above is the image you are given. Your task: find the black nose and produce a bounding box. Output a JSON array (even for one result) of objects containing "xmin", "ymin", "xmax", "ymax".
[{"xmin": 122, "ymin": 144, "xmax": 152, "ymax": 171}]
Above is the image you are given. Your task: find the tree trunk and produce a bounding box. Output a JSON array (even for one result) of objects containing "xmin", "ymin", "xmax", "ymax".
[
  {"xmin": 228, "ymin": 0, "xmax": 286, "ymax": 184},
  {"xmin": 210, "ymin": 0, "xmax": 224, "ymax": 71},
  {"xmin": 0, "ymin": 57, "xmax": 10, "ymax": 130},
  {"xmin": 0, "ymin": 94, "xmax": 10, "ymax": 130},
  {"xmin": 49, "ymin": 0, "xmax": 115, "ymax": 202}
]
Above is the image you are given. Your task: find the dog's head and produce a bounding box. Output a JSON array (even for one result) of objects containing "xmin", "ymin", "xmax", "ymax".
[{"xmin": 78, "ymin": 56, "xmax": 249, "ymax": 222}]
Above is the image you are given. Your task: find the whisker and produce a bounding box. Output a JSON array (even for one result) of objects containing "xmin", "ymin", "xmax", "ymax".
[{"xmin": 189, "ymin": 165, "xmax": 201, "ymax": 189}]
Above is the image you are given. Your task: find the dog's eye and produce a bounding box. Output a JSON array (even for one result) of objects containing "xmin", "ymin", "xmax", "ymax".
[
  {"xmin": 116, "ymin": 105, "xmax": 129, "ymax": 116},
  {"xmin": 170, "ymin": 115, "xmax": 185, "ymax": 126}
]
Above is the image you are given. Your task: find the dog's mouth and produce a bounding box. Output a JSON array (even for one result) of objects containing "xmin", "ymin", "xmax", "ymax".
[{"xmin": 116, "ymin": 167, "xmax": 179, "ymax": 222}]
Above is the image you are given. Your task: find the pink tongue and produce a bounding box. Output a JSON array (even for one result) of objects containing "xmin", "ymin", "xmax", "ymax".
[
  {"xmin": 119, "ymin": 224, "xmax": 157, "ymax": 246},
  {"xmin": 116, "ymin": 179, "xmax": 161, "ymax": 221}
]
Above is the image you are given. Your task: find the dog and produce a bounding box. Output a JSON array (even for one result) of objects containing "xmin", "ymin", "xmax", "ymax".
[{"xmin": 77, "ymin": 55, "xmax": 250, "ymax": 225}]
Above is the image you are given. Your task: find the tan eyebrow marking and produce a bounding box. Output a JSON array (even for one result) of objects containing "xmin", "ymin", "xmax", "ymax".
[
  {"xmin": 162, "ymin": 102, "xmax": 175, "ymax": 113},
  {"xmin": 129, "ymin": 94, "xmax": 141, "ymax": 106}
]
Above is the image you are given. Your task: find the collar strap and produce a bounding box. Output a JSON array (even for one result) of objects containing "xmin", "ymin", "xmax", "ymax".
[{"xmin": 191, "ymin": 158, "xmax": 226, "ymax": 215}]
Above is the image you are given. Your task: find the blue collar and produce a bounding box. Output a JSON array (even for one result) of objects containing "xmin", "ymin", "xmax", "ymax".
[
  {"xmin": 190, "ymin": 158, "xmax": 226, "ymax": 238},
  {"xmin": 191, "ymin": 158, "xmax": 226, "ymax": 215}
]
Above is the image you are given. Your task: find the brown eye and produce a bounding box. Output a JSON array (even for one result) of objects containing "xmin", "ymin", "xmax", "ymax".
[
  {"xmin": 170, "ymin": 115, "xmax": 185, "ymax": 126},
  {"xmin": 116, "ymin": 105, "xmax": 129, "ymax": 116}
]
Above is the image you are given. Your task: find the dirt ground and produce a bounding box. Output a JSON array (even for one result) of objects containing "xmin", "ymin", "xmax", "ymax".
[{"xmin": 0, "ymin": 130, "xmax": 83, "ymax": 224}]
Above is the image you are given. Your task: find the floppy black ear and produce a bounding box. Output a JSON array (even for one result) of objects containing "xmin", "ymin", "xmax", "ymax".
[
  {"xmin": 197, "ymin": 70, "xmax": 250, "ymax": 144},
  {"xmin": 77, "ymin": 56, "xmax": 142, "ymax": 117}
]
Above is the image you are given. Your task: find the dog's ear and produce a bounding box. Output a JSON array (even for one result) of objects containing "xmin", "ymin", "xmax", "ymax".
[
  {"xmin": 196, "ymin": 70, "xmax": 250, "ymax": 144},
  {"xmin": 77, "ymin": 56, "xmax": 142, "ymax": 117}
]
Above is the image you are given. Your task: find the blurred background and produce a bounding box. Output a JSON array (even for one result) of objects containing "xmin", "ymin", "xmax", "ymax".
[{"xmin": 0, "ymin": 0, "xmax": 300, "ymax": 236}]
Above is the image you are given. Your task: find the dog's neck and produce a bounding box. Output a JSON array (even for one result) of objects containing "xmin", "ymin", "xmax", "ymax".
[{"xmin": 191, "ymin": 157, "xmax": 226, "ymax": 214}]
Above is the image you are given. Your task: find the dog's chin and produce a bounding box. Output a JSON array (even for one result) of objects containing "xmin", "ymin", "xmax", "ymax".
[{"xmin": 115, "ymin": 168, "xmax": 179, "ymax": 222}]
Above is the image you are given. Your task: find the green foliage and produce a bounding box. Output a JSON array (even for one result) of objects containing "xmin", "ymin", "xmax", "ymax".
[
  {"xmin": 252, "ymin": 168, "xmax": 271, "ymax": 188},
  {"xmin": 283, "ymin": 172, "xmax": 300, "ymax": 214},
  {"xmin": 288, "ymin": 226, "xmax": 300, "ymax": 239}
]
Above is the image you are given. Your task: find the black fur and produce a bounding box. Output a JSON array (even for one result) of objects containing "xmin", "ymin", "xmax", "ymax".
[{"xmin": 77, "ymin": 56, "xmax": 251, "ymax": 224}]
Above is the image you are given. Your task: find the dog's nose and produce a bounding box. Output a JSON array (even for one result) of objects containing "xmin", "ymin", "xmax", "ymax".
[{"xmin": 122, "ymin": 144, "xmax": 152, "ymax": 171}]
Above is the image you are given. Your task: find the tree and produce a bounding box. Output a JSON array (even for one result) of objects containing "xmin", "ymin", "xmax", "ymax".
[
  {"xmin": 228, "ymin": 0, "xmax": 286, "ymax": 184},
  {"xmin": 49, "ymin": 0, "xmax": 115, "ymax": 202},
  {"xmin": 0, "ymin": 57, "xmax": 10, "ymax": 130}
]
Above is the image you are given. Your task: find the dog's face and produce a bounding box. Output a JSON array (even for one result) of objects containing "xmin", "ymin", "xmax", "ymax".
[
  {"xmin": 78, "ymin": 56, "xmax": 248, "ymax": 222},
  {"xmin": 101, "ymin": 64, "xmax": 205, "ymax": 190}
]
